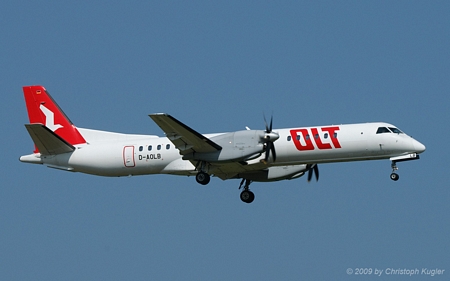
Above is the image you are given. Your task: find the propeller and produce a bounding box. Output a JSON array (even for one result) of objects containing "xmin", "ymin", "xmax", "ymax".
[
  {"xmin": 261, "ymin": 115, "xmax": 279, "ymax": 164},
  {"xmin": 307, "ymin": 164, "xmax": 319, "ymax": 182}
]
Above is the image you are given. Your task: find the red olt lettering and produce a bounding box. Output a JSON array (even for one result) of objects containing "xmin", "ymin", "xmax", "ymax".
[{"xmin": 290, "ymin": 126, "xmax": 341, "ymax": 151}]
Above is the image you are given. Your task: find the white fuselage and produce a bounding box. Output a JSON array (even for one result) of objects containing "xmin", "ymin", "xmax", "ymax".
[{"xmin": 22, "ymin": 122, "xmax": 425, "ymax": 180}]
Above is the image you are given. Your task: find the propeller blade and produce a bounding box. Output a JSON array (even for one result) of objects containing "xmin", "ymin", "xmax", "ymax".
[
  {"xmin": 269, "ymin": 115, "xmax": 273, "ymax": 132},
  {"xmin": 307, "ymin": 164, "xmax": 319, "ymax": 182},
  {"xmin": 263, "ymin": 114, "xmax": 273, "ymax": 133},
  {"xmin": 307, "ymin": 168, "xmax": 313, "ymax": 182},
  {"xmin": 264, "ymin": 143, "xmax": 270, "ymax": 162},
  {"xmin": 313, "ymin": 164, "xmax": 319, "ymax": 181},
  {"xmin": 263, "ymin": 115, "xmax": 269, "ymax": 133},
  {"xmin": 270, "ymin": 143, "xmax": 276, "ymax": 162}
]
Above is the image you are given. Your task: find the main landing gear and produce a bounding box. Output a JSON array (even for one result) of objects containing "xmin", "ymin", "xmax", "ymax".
[
  {"xmin": 195, "ymin": 161, "xmax": 256, "ymax": 203},
  {"xmin": 195, "ymin": 161, "xmax": 211, "ymax": 185},
  {"xmin": 239, "ymin": 179, "xmax": 255, "ymax": 204},
  {"xmin": 390, "ymin": 161, "xmax": 399, "ymax": 181},
  {"xmin": 196, "ymin": 171, "xmax": 210, "ymax": 185}
]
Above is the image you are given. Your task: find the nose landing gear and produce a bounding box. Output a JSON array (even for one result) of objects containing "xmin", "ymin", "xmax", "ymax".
[
  {"xmin": 390, "ymin": 161, "xmax": 399, "ymax": 181},
  {"xmin": 389, "ymin": 153, "xmax": 421, "ymax": 181}
]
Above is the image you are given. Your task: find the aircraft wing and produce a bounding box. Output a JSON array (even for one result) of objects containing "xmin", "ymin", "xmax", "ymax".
[{"xmin": 149, "ymin": 113, "xmax": 222, "ymax": 155}]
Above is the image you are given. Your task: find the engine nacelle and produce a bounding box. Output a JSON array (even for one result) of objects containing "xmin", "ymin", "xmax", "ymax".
[{"xmin": 182, "ymin": 130, "xmax": 265, "ymax": 162}]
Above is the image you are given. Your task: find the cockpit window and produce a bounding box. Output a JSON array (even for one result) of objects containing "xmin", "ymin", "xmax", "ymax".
[
  {"xmin": 376, "ymin": 127, "xmax": 391, "ymax": 134},
  {"xmin": 389, "ymin": 127, "xmax": 403, "ymax": 134}
]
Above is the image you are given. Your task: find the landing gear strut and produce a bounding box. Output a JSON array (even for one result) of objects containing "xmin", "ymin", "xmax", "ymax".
[
  {"xmin": 390, "ymin": 161, "xmax": 399, "ymax": 181},
  {"xmin": 239, "ymin": 179, "xmax": 255, "ymax": 203}
]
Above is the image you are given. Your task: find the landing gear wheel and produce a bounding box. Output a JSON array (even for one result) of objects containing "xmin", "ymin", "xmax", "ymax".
[
  {"xmin": 240, "ymin": 190, "xmax": 255, "ymax": 204},
  {"xmin": 390, "ymin": 173, "xmax": 399, "ymax": 181},
  {"xmin": 196, "ymin": 172, "xmax": 210, "ymax": 185}
]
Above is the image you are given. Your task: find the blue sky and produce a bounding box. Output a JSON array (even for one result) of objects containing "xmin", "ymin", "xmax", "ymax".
[{"xmin": 1, "ymin": 1, "xmax": 449, "ymax": 280}]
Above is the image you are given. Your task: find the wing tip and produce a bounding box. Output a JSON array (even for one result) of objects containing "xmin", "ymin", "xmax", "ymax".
[{"xmin": 149, "ymin": 113, "xmax": 169, "ymax": 116}]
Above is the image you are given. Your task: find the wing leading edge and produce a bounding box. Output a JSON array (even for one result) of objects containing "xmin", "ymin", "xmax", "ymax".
[{"xmin": 149, "ymin": 113, "xmax": 222, "ymax": 155}]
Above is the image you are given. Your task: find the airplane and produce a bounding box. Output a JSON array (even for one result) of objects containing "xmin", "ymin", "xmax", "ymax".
[{"xmin": 20, "ymin": 85, "xmax": 426, "ymax": 203}]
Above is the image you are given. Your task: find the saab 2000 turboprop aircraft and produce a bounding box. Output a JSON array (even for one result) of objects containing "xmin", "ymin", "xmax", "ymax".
[{"xmin": 20, "ymin": 86, "xmax": 426, "ymax": 203}]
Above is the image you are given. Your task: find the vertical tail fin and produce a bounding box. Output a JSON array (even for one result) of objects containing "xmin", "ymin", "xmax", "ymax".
[{"xmin": 23, "ymin": 86, "xmax": 86, "ymax": 153}]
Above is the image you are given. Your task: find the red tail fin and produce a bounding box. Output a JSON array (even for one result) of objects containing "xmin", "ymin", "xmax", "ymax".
[{"xmin": 23, "ymin": 86, "xmax": 86, "ymax": 153}]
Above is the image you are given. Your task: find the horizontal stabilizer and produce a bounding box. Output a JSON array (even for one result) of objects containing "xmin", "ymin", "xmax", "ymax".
[{"xmin": 25, "ymin": 124, "xmax": 75, "ymax": 155}]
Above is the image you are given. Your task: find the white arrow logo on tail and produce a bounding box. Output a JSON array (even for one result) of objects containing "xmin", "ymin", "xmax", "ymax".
[{"xmin": 40, "ymin": 104, "xmax": 63, "ymax": 132}]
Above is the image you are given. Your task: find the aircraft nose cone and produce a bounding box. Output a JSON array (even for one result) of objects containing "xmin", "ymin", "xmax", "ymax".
[{"xmin": 413, "ymin": 140, "xmax": 426, "ymax": 153}]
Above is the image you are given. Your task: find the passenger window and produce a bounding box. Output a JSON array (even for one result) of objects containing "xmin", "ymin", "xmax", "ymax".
[
  {"xmin": 296, "ymin": 135, "xmax": 301, "ymax": 140},
  {"xmin": 166, "ymin": 144, "xmax": 170, "ymax": 150},
  {"xmin": 333, "ymin": 132, "xmax": 338, "ymax": 138},
  {"xmin": 376, "ymin": 127, "xmax": 391, "ymax": 134},
  {"xmin": 287, "ymin": 136, "xmax": 291, "ymax": 141},
  {"xmin": 157, "ymin": 145, "xmax": 161, "ymax": 150},
  {"xmin": 139, "ymin": 146, "xmax": 143, "ymax": 152},
  {"xmin": 148, "ymin": 145, "xmax": 152, "ymax": 151},
  {"xmin": 324, "ymin": 133, "xmax": 329, "ymax": 139},
  {"xmin": 314, "ymin": 134, "xmax": 319, "ymax": 139},
  {"xmin": 305, "ymin": 134, "xmax": 310, "ymax": 140}
]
